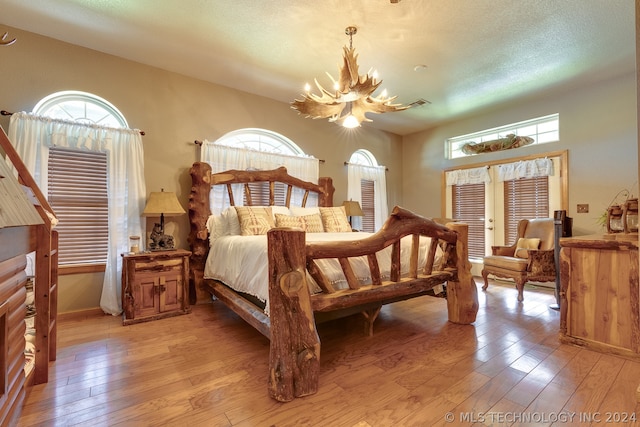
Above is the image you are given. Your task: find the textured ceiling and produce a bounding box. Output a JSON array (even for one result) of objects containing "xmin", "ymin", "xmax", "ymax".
[{"xmin": 0, "ymin": 0, "xmax": 636, "ymax": 135}]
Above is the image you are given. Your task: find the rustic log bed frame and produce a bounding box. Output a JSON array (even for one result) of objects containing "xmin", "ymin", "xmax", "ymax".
[{"xmin": 188, "ymin": 161, "xmax": 479, "ymax": 401}]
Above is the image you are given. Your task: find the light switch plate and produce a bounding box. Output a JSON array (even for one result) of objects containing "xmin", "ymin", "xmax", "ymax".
[{"xmin": 577, "ymin": 204, "xmax": 589, "ymax": 213}]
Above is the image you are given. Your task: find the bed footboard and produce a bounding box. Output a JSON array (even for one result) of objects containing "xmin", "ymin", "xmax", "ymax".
[{"xmin": 267, "ymin": 207, "xmax": 478, "ymax": 401}]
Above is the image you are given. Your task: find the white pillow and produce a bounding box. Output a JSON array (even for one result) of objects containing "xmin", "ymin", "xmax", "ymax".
[
  {"xmin": 223, "ymin": 206, "xmax": 241, "ymax": 235},
  {"xmin": 206, "ymin": 214, "xmax": 227, "ymax": 246},
  {"xmin": 270, "ymin": 206, "xmax": 291, "ymax": 218},
  {"xmin": 290, "ymin": 206, "xmax": 320, "ymax": 217}
]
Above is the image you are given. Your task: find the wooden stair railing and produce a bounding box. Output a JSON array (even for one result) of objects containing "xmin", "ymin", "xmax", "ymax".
[{"xmin": 0, "ymin": 128, "xmax": 57, "ymax": 385}]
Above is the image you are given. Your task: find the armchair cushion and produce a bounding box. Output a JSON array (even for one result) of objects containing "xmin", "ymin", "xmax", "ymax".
[
  {"xmin": 514, "ymin": 237, "xmax": 541, "ymax": 258},
  {"xmin": 483, "ymin": 255, "xmax": 528, "ymax": 272}
]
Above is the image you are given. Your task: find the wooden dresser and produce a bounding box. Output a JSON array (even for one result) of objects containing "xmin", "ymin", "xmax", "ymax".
[{"xmin": 559, "ymin": 233, "xmax": 639, "ymax": 357}]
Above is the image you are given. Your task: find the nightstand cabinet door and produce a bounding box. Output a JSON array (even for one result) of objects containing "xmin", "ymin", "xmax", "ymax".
[
  {"xmin": 122, "ymin": 249, "xmax": 191, "ymax": 325},
  {"xmin": 134, "ymin": 273, "xmax": 161, "ymax": 318},
  {"xmin": 158, "ymin": 273, "xmax": 182, "ymax": 313}
]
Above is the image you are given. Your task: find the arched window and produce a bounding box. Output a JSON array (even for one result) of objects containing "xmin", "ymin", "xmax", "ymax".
[
  {"xmin": 33, "ymin": 90, "xmax": 128, "ymax": 128},
  {"xmin": 29, "ymin": 91, "xmax": 131, "ymax": 269},
  {"xmin": 214, "ymin": 128, "xmax": 305, "ymax": 155},
  {"xmin": 202, "ymin": 129, "xmax": 318, "ymax": 213},
  {"xmin": 349, "ymin": 149, "xmax": 378, "ymax": 167},
  {"xmin": 347, "ymin": 150, "xmax": 388, "ymax": 232}
]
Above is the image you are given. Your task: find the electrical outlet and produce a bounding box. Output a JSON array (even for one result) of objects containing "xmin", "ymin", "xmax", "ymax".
[{"xmin": 577, "ymin": 204, "xmax": 589, "ymax": 213}]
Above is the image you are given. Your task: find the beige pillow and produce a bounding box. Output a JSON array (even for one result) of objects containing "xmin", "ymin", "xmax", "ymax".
[
  {"xmin": 319, "ymin": 206, "xmax": 352, "ymax": 233},
  {"xmin": 514, "ymin": 237, "xmax": 541, "ymax": 258},
  {"xmin": 235, "ymin": 206, "xmax": 275, "ymax": 236},
  {"xmin": 275, "ymin": 213, "xmax": 324, "ymax": 233}
]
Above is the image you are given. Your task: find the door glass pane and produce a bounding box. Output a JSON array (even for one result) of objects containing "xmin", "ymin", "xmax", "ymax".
[{"xmin": 504, "ymin": 176, "xmax": 550, "ymax": 244}]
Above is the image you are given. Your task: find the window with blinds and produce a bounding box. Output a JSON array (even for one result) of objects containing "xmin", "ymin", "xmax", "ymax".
[
  {"xmin": 504, "ymin": 176, "xmax": 550, "ymax": 244},
  {"xmin": 361, "ymin": 179, "xmax": 375, "ymax": 233},
  {"xmin": 243, "ymin": 182, "xmax": 287, "ymax": 206},
  {"xmin": 452, "ymin": 183, "xmax": 486, "ymax": 259},
  {"xmin": 48, "ymin": 147, "xmax": 108, "ymax": 266}
]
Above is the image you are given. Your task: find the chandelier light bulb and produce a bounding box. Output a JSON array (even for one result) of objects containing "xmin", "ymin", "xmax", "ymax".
[
  {"xmin": 342, "ymin": 114, "xmax": 361, "ymax": 128},
  {"xmin": 304, "ymin": 83, "xmax": 311, "ymax": 92},
  {"xmin": 380, "ymin": 89, "xmax": 388, "ymax": 99}
]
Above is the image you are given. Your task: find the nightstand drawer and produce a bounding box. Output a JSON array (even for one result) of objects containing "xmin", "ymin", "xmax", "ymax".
[{"xmin": 133, "ymin": 257, "xmax": 183, "ymax": 272}]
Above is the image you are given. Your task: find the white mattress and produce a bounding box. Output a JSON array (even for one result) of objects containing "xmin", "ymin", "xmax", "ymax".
[{"xmin": 204, "ymin": 232, "xmax": 436, "ymax": 314}]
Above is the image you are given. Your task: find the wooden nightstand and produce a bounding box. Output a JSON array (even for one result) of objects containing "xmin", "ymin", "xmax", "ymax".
[{"xmin": 121, "ymin": 249, "xmax": 191, "ymax": 325}]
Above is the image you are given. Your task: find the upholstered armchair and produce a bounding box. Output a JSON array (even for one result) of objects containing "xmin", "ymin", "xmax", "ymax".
[{"xmin": 481, "ymin": 218, "xmax": 556, "ymax": 302}]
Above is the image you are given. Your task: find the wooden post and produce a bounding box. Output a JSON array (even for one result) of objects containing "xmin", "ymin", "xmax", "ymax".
[
  {"xmin": 631, "ymin": 247, "xmax": 640, "ymax": 353},
  {"xmin": 267, "ymin": 228, "xmax": 320, "ymax": 402},
  {"xmin": 317, "ymin": 177, "xmax": 335, "ymax": 207},
  {"xmin": 445, "ymin": 222, "xmax": 478, "ymax": 324},
  {"xmin": 559, "ymin": 246, "xmax": 571, "ymax": 336},
  {"xmin": 188, "ymin": 162, "xmax": 212, "ymax": 304}
]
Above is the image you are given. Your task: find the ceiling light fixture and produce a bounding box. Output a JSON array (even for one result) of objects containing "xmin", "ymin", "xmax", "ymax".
[{"xmin": 291, "ymin": 26, "xmax": 409, "ymax": 129}]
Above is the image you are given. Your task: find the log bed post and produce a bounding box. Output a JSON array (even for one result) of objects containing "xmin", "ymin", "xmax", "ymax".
[
  {"xmin": 445, "ymin": 222, "xmax": 479, "ymax": 324},
  {"xmin": 188, "ymin": 162, "xmax": 212, "ymax": 305},
  {"xmin": 267, "ymin": 227, "xmax": 320, "ymax": 402}
]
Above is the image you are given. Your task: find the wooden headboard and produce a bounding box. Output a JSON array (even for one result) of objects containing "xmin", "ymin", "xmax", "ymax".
[{"xmin": 187, "ymin": 161, "xmax": 335, "ymax": 303}]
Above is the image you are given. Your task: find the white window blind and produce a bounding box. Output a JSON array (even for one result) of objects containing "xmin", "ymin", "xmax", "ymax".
[
  {"xmin": 48, "ymin": 147, "xmax": 108, "ymax": 265},
  {"xmin": 452, "ymin": 183, "xmax": 486, "ymax": 259},
  {"xmin": 504, "ymin": 176, "xmax": 550, "ymax": 244},
  {"xmin": 361, "ymin": 179, "xmax": 375, "ymax": 233}
]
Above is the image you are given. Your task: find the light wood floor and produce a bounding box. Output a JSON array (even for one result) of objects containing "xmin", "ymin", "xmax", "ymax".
[{"xmin": 17, "ymin": 279, "xmax": 640, "ymax": 427}]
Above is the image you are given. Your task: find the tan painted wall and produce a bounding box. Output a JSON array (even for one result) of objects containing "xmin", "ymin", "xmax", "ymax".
[
  {"xmin": 402, "ymin": 71, "xmax": 638, "ymax": 236},
  {"xmin": 0, "ymin": 26, "xmax": 402, "ymax": 313}
]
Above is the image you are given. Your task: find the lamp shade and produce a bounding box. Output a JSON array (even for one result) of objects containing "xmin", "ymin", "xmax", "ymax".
[
  {"xmin": 142, "ymin": 190, "xmax": 186, "ymax": 217},
  {"xmin": 342, "ymin": 200, "xmax": 363, "ymax": 217}
]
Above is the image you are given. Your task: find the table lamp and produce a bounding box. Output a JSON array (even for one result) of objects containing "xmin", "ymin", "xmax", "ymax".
[
  {"xmin": 142, "ymin": 189, "xmax": 186, "ymax": 250},
  {"xmin": 342, "ymin": 200, "xmax": 363, "ymax": 226}
]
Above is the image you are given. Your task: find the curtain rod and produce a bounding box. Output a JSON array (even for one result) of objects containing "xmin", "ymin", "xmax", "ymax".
[
  {"xmin": 1, "ymin": 110, "xmax": 146, "ymax": 136},
  {"xmin": 194, "ymin": 140, "xmax": 325, "ymax": 163},
  {"xmin": 344, "ymin": 161, "xmax": 389, "ymax": 171}
]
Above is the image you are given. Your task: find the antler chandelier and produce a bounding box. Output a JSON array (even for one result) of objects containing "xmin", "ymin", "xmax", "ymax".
[{"xmin": 291, "ymin": 26, "xmax": 408, "ymax": 129}]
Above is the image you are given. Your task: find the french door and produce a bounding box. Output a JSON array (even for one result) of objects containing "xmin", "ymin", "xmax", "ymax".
[{"xmin": 445, "ymin": 154, "xmax": 564, "ymax": 275}]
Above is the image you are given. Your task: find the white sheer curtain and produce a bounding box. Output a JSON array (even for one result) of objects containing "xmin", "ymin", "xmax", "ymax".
[
  {"xmin": 8, "ymin": 112, "xmax": 146, "ymax": 315},
  {"xmin": 347, "ymin": 163, "xmax": 389, "ymax": 231},
  {"xmin": 497, "ymin": 158, "xmax": 554, "ymax": 182},
  {"xmin": 445, "ymin": 166, "xmax": 491, "ymax": 186},
  {"xmin": 200, "ymin": 141, "xmax": 319, "ymax": 214}
]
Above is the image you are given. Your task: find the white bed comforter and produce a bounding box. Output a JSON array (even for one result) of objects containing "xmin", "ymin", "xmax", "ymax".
[{"xmin": 204, "ymin": 232, "xmax": 435, "ymax": 314}]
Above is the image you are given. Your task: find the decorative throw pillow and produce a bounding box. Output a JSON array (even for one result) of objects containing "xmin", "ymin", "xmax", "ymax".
[
  {"xmin": 275, "ymin": 213, "xmax": 325, "ymax": 233},
  {"xmin": 235, "ymin": 206, "xmax": 275, "ymax": 236},
  {"xmin": 514, "ymin": 237, "xmax": 541, "ymax": 258},
  {"xmin": 319, "ymin": 206, "xmax": 352, "ymax": 233}
]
